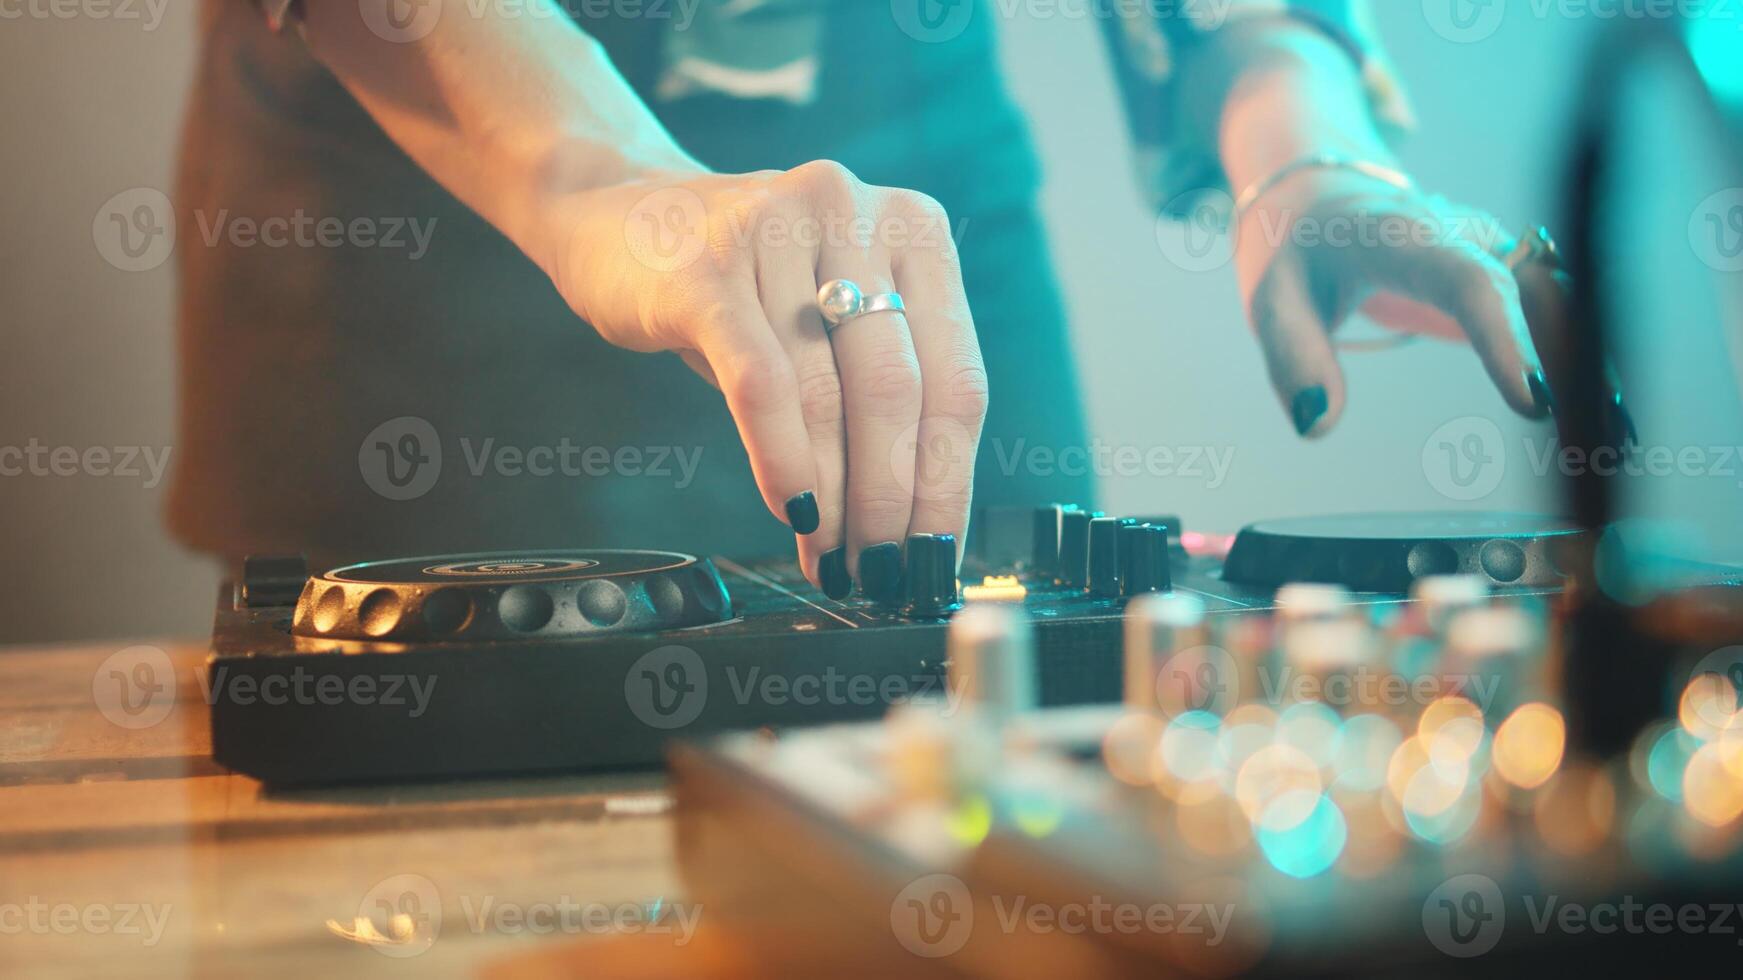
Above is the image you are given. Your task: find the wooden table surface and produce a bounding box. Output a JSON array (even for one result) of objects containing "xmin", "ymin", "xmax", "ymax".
[{"xmin": 0, "ymin": 639, "xmax": 687, "ymax": 980}]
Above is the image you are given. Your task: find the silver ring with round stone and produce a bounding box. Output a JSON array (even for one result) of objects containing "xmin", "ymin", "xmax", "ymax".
[{"xmin": 817, "ymin": 278, "xmax": 906, "ymax": 334}]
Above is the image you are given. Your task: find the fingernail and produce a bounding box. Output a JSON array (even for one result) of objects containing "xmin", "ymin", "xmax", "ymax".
[
  {"xmin": 819, "ymin": 547, "xmax": 852, "ymax": 600},
  {"xmin": 785, "ymin": 491, "xmax": 820, "ymax": 535},
  {"xmin": 858, "ymin": 542, "xmax": 903, "ymax": 604},
  {"xmin": 1609, "ymin": 391, "xmax": 1638, "ymax": 448},
  {"xmin": 1524, "ymin": 369, "xmax": 1555, "ymax": 419},
  {"xmin": 1291, "ymin": 386, "xmax": 1328, "ymax": 437}
]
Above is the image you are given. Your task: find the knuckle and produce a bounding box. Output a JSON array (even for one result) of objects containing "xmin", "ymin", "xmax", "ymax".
[
  {"xmin": 795, "ymin": 362, "xmax": 846, "ymax": 428},
  {"xmin": 852, "ymin": 349, "xmax": 924, "ymax": 414},
  {"xmin": 723, "ymin": 349, "xmax": 797, "ymax": 417},
  {"xmin": 887, "ymin": 188, "xmax": 948, "ymax": 223},
  {"xmin": 936, "ymin": 359, "xmax": 990, "ymax": 423},
  {"xmin": 850, "ymin": 488, "xmax": 913, "ymax": 529},
  {"xmin": 785, "ymin": 159, "xmax": 860, "ymax": 207}
]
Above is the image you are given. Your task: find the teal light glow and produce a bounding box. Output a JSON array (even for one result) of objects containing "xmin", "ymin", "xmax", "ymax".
[
  {"xmin": 1162, "ymin": 710, "xmax": 1223, "ymax": 782},
  {"xmin": 1332, "ymin": 714, "xmax": 1402, "ymax": 792},
  {"xmin": 1687, "ymin": 13, "xmax": 1743, "ymax": 113},
  {"xmin": 1646, "ymin": 727, "xmax": 1699, "ymax": 801},
  {"xmin": 1256, "ymin": 794, "xmax": 1347, "ymax": 878}
]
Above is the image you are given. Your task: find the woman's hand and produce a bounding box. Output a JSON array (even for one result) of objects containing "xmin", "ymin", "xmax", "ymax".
[
  {"xmin": 1233, "ymin": 166, "xmax": 1554, "ymax": 437},
  {"xmin": 545, "ymin": 162, "xmax": 988, "ymax": 597}
]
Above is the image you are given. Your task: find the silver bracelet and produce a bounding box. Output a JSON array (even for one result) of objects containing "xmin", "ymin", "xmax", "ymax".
[{"xmin": 1232, "ymin": 154, "xmax": 1414, "ymax": 224}]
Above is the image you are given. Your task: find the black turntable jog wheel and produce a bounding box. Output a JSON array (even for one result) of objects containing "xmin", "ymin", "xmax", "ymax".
[
  {"xmin": 1223, "ymin": 512, "xmax": 1584, "ymax": 593},
  {"xmin": 290, "ymin": 550, "xmax": 732, "ymax": 642}
]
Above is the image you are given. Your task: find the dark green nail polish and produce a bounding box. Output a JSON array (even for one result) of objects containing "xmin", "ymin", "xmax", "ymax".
[
  {"xmin": 1291, "ymin": 386, "xmax": 1328, "ymax": 436},
  {"xmin": 1525, "ymin": 369, "xmax": 1555, "ymax": 418},
  {"xmin": 819, "ymin": 548, "xmax": 852, "ymax": 600},
  {"xmin": 785, "ymin": 491, "xmax": 820, "ymax": 535},
  {"xmin": 858, "ymin": 542, "xmax": 903, "ymax": 604}
]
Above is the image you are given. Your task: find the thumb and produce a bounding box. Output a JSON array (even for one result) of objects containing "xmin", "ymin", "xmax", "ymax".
[{"xmin": 1250, "ymin": 259, "xmax": 1349, "ymax": 438}]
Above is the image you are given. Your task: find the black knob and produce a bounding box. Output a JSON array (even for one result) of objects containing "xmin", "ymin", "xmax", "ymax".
[
  {"xmin": 1031, "ymin": 505, "xmax": 1065, "ymax": 579},
  {"xmin": 1121, "ymin": 523, "xmax": 1171, "ymax": 597},
  {"xmin": 1059, "ymin": 509, "xmax": 1093, "ymax": 589},
  {"xmin": 906, "ymin": 534, "xmax": 963, "ymax": 617},
  {"xmin": 1089, "ymin": 517, "xmax": 1135, "ymax": 597}
]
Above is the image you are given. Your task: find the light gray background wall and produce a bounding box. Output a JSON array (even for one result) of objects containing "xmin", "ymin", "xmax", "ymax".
[{"xmin": 0, "ymin": 4, "xmax": 1664, "ymax": 644}]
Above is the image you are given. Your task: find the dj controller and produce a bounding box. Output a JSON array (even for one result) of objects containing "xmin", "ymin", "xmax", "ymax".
[
  {"xmin": 208, "ymin": 508, "xmax": 1582, "ymax": 784},
  {"xmin": 206, "ymin": 503, "xmax": 1743, "ymax": 975}
]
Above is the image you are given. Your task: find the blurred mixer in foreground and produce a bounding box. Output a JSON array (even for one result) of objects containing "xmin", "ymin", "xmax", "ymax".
[{"xmin": 673, "ymin": 573, "xmax": 1743, "ymax": 976}]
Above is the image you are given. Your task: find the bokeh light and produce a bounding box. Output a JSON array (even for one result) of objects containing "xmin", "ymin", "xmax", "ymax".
[
  {"xmin": 1680, "ymin": 672, "xmax": 1740, "ymax": 742},
  {"xmin": 1493, "ymin": 703, "xmax": 1566, "ymax": 790},
  {"xmin": 1257, "ymin": 794, "xmax": 1348, "ymax": 878},
  {"xmin": 1237, "ymin": 745, "xmax": 1322, "ymax": 831},
  {"xmin": 1332, "ymin": 714, "xmax": 1402, "ymax": 792},
  {"xmin": 1683, "ymin": 742, "xmax": 1743, "ymax": 828}
]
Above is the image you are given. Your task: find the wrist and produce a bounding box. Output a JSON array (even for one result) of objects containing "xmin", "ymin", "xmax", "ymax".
[
  {"xmin": 1213, "ymin": 22, "xmax": 1396, "ymax": 199},
  {"xmin": 517, "ymin": 135, "xmax": 707, "ymax": 285}
]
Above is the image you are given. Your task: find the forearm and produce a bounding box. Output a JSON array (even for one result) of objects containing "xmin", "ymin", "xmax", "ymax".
[
  {"xmin": 1186, "ymin": 22, "xmax": 1397, "ymax": 203},
  {"xmin": 299, "ymin": 0, "xmax": 701, "ymax": 277}
]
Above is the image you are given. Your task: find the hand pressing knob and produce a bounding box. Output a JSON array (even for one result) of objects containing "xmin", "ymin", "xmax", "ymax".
[{"xmin": 904, "ymin": 533, "xmax": 962, "ymax": 618}]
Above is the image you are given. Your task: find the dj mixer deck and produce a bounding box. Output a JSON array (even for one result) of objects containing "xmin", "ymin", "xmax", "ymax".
[{"xmin": 208, "ymin": 508, "xmax": 1584, "ymax": 785}]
